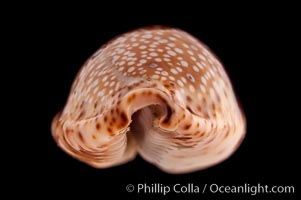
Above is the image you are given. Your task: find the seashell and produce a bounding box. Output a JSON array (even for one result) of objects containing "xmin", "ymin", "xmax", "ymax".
[{"xmin": 52, "ymin": 27, "xmax": 246, "ymax": 174}]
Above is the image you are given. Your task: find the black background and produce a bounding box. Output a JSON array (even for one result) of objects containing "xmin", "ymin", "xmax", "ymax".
[{"xmin": 21, "ymin": 4, "xmax": 299, "ymax": 199}]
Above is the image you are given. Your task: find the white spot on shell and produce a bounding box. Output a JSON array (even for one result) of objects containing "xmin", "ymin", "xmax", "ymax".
[
  {"xmin": 167, "ymin": 50, "xmax": 176, "ymax": 56},
  {"xmin": 150, "ymin": 52, "xmax": 158, "ymax": 57},
  {"xmin": 151, "ymin": 75, "xmax": 160, "ymax": 79},
  {"xmin": 192, "ymin": 65, "xmax": 199, "ymax": 72},
  {"xmin": 149, "ymin": 63, "xmax": 157, "ymax": 68},
  {"xmin": 102, "ymin": 76, "xmax": 108, "ymax": 82},
  {"xmin": 200, "ymin": 85, "xmax": 206, "ymax": 93},
  {"xmin": 142, "ymin": 34, "xmax": 152, "ymax": 39},
  {"xmin": 161, "ymin": 71, "xmax": 168, "ymax": 76},
  {"xmin": 190, "ymin": 55, "xmax": 197, "ymax": 61},
  {"xmin": 176, "ymin": 67, "xmax": 183, "ymax": 72},
  {"xmin": 159, "ymin": 39, "xmax": 168, "ymax": 43},
  {"xmin": 189, "ymin": 85, "xmax": 195, "ymax": 93},
  {"xmin": 109, "ymin": 81, "xmax": 115, "ymax": 87},
  {"xmin": 139, "ymin": 70, "xmax": 147, "ymax": 74},
  {"xmin": 118, "ymin": 66, "xmax": 125, "ymax": 71},
  {"xmin": 128, "ymin": 61, "xmax": 135, "ymax": 66},
  {"xmin": 198, "ymin": 54, "xmax": 207, "ymax": 61},
  {"xmin": 177, "ymin": 80, "xmax": 184, "ymax": 87},
  {"xmin": 170, "ymin": 69, "xmax": 178, "ymax": 74},
  {"xmin": 187, "ymin": 50, "xmax": 194, "ymax": 55},
  {"xmin": 119, "ymin": 61, "xmax": 125, "ymax": 65},
  {"xmin": 167, "ymin": 43, "xmax": 176, "ymax": 47},
  {"xmin": 128, "ymin": 67, "xmax": 135, "ymax": 73},
  {"xmin": 155, "ymin": 58, "xmax": 162, "ymax": 62},
  {"xmin": 180, "ymin": 60, "xmax": 188, "ymax": 67},
  {"xmin": 175, "ymin": 48, "xmax": 183, "ymax": 54},
  {"xmin": 201, "ymin": 77, "xmax": 207, "ymax": 85},
  {"xmin": 169, "ymin": 76, "xmax": 175, "ymax": 81},
  {"xmin": 183, "ymin": 43, "xmax": 189, "ymax": 48},
  {"xmin": 128, "ymin": 52, "xmax": 136, "ymax": 57},
  {"xmin": 139, "ymin": 59, "xmax": 147, "ymax": 64},
  {"xmin": 181, "ymin": 77, "xmax": 187, "ymax": 83},
  {"xmin": 197, "ymin": 62, "xmax": 204, "ymax": 70}
]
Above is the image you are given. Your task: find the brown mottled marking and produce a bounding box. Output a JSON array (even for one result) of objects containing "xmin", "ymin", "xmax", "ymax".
[
  {"xmin": 92, "ymin": 134, "xmax": 97, "ymax": 140},
  {"xmin": 80, "ymin": 101, "xmax": 84, "ymax": 109},
  {"xmin": 216, "ymin": 94, "xmax": 221, "ymax": 103},
  {"xmin": 184, "ymin": 124, "xmax": 192, "ymax": 130},
  {"xmin": 120, "ymin": 112, "xmax": 128, "ymax": 123},
  {"xmin": 224, "ymin": 130, "xmax": 230, "ymax": 138},
  {"xmin": 162, "ymin": 106, "xmax": 172, "ymax": 124},
  {"xmin": 196, "ymin": 105, "xmax": 201, "ymax": 110},
  {"xmin": 217, "ymin": 106, "xmax": 222, "ymax": 114},
  {"xmin": 78, "ymin": 132, "xmax": 84, "ymax": 142},
  {"xmin": 186, "ymin": 106, "xmax": 193, "ymax": 114},
  {"xmin": 175, "ymin": 136, "xmax": 192, "ymax": 140},
  {"xmin": 211, "ymin": 103, "xmax": 216, "ymax": 111},
  {"xmin": 97, "ymin": 143, "xmax": 108, "ymax": 148},
  {"xmin": 202, "ymin": 97, "xmax": 206, "ymax": 104},
  {"xmin": 77, "ymin": 111, "xmax": 85, "ymax": 120},
  {"xmin": 186, "ymin": 96, "xmax": 192, "ymax": 102},
  {"xmin": 216, "ymin": 149, "xmax": 225, "ymax": 155},
  {"xmin": 96, "ymin": 123, "xmax": 101, "ymax": 130},
  {"xmin": 127, "ymin": 94, "xmax": 136, "ymax": 104},
  {"xmin": 104, "ymin": 116, "xmax": 108, "ymax": 122},
  {"xmin": 107, "ymin": 127, "xmax": 114, "ymax": 136}
]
